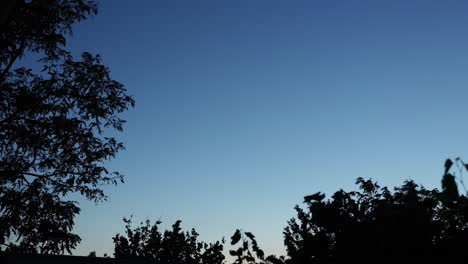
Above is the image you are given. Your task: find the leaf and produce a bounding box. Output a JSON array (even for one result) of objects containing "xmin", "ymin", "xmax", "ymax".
[
  {"xmin": 444, "ymin": 159, "xmax": 453, "ymax": 174},
  {"xmin": 442, "ymin": 173, "xmax": 459, "ymax": 202},
  {"xmin": 231, "ymin": 229, "xmax": 241, "ymax": 245},
  {"xmin": 304, "ymin": 192, "xmax": 325, "ymax": 203},
  {"xmin": 244, "ymin": 232, "xmax": 255, "ymax": 240}
]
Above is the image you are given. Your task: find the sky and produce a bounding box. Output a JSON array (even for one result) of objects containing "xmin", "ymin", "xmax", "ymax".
[{"xmin": 59, "ymin": 0, "xmax": 468, "ymax": 257}]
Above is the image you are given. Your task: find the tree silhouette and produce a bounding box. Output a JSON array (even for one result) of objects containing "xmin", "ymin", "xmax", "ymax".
[
  {"xmin": 109, "ymin": 160, "xmax": 468, "ymax": 264},
  {"xmin": 113, "ymin": 217, "xmax": 225, "ymax": 264},
  {"xmin": 113, "ymin": 219, "xmax": 289, "ymax": 264},
  {"xmin": 0, "ymin": 0, "xmax": 97, "ymax": 80},
  {"xmin": 0, "ymin": 0, "xmax": 134, "ymax": 254},
  {"xmin": 284, "ymin": 171, "xmax": 468, "ymax": 264}
]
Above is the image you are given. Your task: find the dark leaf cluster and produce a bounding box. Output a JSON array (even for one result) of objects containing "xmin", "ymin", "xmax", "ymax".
[
  {"xmin": 284, "ymin": 174, "xmax": 468, "ymax": 264},
  {"xmin": 113, "ymin": 218, "xmax": 225, "ymax": 264},
  {"xmin": 0, "ymin": 0, "xmax": 98, "ymax": 82},
  {"xmin": 229, "ymin": 229, "xmax": 265, "ymax": 264},
  {"xmin": 0, "ymin": 0, "xmax": 134, "ymax": 254}
]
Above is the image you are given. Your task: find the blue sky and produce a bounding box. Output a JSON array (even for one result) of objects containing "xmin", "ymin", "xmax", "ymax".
[{"xmin": 62, "ymin": 0, "xmax": 468, "ymax": 257}]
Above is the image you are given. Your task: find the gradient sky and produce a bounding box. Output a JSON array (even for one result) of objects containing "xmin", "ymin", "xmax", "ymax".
[{"xmin": 62, "ymin": 0, "xmax": 468, "ymax": 257}]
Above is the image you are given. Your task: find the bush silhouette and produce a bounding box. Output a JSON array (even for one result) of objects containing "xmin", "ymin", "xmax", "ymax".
[
  {"xmin": 113, "ymin": 219, "xmax": 288, "ymax": 264},
  {"xmin": 113, "ymin": 217, "xmax": 225, "ymax": 264},
  {"xmin": 284, "ymin": 171, "xmax": 468, "ymax": 263},
  {"xmin": 112, "ymin": 159, "xmax": 468, "ymax": 264}
]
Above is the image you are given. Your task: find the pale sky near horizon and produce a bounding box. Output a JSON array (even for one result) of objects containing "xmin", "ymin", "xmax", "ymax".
[{"xmin": 57, "ymin": 0, "xmax": 468, "ymax": 257}]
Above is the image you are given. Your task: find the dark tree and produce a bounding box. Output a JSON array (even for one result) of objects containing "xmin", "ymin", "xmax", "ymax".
[
  {"xmin": 0, "ymin": 0, "xmax": 134, "ymax": 254},
  {"xmin": 113, "ymin": 218, "xmax": 225, "ymax": 264},
  {"xmin": 283, "ymin": 172, "xmax": 468, "ymax": 264},
  {"xmin": 113, "ymin": 218, "xmax": 289, "ymax": 264}
]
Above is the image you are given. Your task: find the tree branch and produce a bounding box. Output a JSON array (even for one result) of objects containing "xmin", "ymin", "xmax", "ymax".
[{"xmin": 0, "ymin": 38, "xmax": 26, "ymax": 84}]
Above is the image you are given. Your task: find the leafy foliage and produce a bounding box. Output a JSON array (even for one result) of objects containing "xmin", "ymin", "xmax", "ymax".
[
  {"xmin": 228, "ymin": 229, "xmax": 285, "ymax": 264},
  {"xmin": 110, "ymin": 161, "xmax": 468, "ymax": 264},
  {"xmin": 0, "ymin": 0, "xmax": 134, "ymax": 254},
  {"xmin": 0, "ymin": 185, "xmax": 80, "ymax": 254},
  {"xmin": 229, "ymin": 229, "xmax": 264, "ymax": 264},
  {"xmin": 284, "ymin": 172, "xmax": 468, "ymax": 264},
  {"xmin": 0, "ymin": 0, "xmax": 98, "ymax": 80},
  {"xmin": 113, "ymin": 218, "xmax": 225, "ymax": 264},
  {"xmin": 113, "ymin": 219, "xmax": 286, "ymax": 264}
]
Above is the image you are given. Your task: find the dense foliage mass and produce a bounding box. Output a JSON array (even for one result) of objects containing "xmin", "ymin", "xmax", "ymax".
[
  {"xmin": 113, "ymin": 218, "xmax": 285, "ymax": 264},
  {"xmin": 114, "ymin": 160, "xmax": 468, "ymax": 264},
  {"xmin": 0, "ymin": 0, "xmax": 134, "ymax": 254},
  {"xmin": 113, "ymin": 218, "xmax": 225, "ymax": 264},
  {"xmin": 283, "ymin": 159, "xmax": 468, "ymax": 264}
]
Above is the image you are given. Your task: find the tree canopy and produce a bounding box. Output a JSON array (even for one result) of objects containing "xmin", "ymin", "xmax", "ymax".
[
  {"xmin": 284, "ymin": 170, "xmax": 468, "ymax": 264},
  {"xmin": 3, "ymin": 2, "xmax": 468, "ymax": 262},
  {"xmin": 112, "ymin": 218, "xmax": 285, "ymax": 264},
  {"xmin": 0, "ymin": 0, "xmax": 134, "ymax": 254},
  {"xmin": 113, "ymin": 218, "xmax": 225, "ymax": 264},
  {"xmin": 113, "ymin": 160, "xmax": 468, "ymax": 264}
]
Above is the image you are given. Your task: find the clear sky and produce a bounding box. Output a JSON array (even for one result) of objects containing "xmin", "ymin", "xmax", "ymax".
[{"xmin": 65, "ymin": 0, "xmax": 468, "ymax": 257}]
